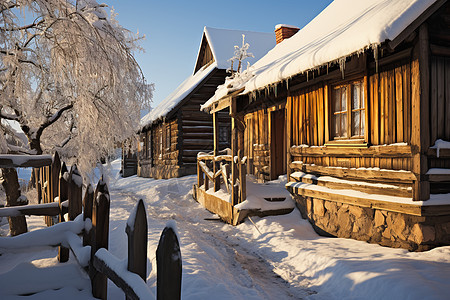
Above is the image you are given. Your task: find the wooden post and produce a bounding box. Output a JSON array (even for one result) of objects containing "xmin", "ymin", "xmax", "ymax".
[
  {"xmin": 58, "ymin": 162, "xmax": 69, "ymax": 263},
  {"xmin": 35, "ymin": 168, "xmax": 42, "ymax": 204},
  {"xmin": 204, "ymin": 167, "xmax": 209, "ymax": 191},
  {"xmin": 90, "ymin": 179, "xmax": 110, "ymax": 300},
  {"xmin": 231, "ymin": 116, "xmax": 238, "ymax": 206},
  {"xmin": 126, "ymin": 199, "xmax": 147, "ymax": 284},
  {"xmin": 156, "ymin": 226, "xmax": 182, "ymax": 300},
  {"xmin": 68, "ymin": 165, "xmax": 83, "ymax": 221},
  {"xmin": 83, "ymin": 184, "xmax": 94, "ymax": 247},
  {"xmin": 51, "ymin": 152, "xmax": 61, "ymax": 204},
  {"xmin": 238, "ymin": 150, "xmax": 246, "ymax": 204},
  {"xmin": 411, "ymin": 23, "xmax": 430, "ymax": 201},
  {"xmin": 213, "ymin": 112, "xmax": 220, "ymax": 192},
  {"xmin": 197, "ymin": 160, "xmax": 204, "ymax": 188}
]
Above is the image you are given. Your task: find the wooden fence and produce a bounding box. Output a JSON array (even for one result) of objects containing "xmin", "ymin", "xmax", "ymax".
[{"xmin": 0, "ymin": 153, "xmax": 182, "ymax": 299}]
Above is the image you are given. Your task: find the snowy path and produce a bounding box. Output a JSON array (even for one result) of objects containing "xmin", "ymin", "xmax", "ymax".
[
  {"xmin": 108, "ymin": 175, "xmax": 314, "ymax": 299},
  {"xmin": 2, "ymin": 161, "xmax": 450, "ymax": 299}
]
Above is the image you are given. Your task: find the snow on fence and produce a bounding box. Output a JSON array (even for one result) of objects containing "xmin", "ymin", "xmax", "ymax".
[{"xmin": 0, "ymin": 153, "xmax": 182, "ymax": 299}]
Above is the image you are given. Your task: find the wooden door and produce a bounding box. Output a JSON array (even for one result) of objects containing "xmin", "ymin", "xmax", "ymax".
[{"xmin": 270, "ymin": 109, "xmax": 286, "ymax": 180}]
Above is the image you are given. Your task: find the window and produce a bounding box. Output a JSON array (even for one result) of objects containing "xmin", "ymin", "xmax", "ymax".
[
  {"xmin": 331, "ymin": 80, "xmax": 365, "ymax": 140},
  {"xmin": 166, "ymin": 125, "xmax": 171, "ymax": 150},
  {"xmin": 159, "ymin": 128, "xmax": 163, "ymax": 157},
  {"xmin": 147, "ymin": 131, "xmax": 152, "ymax": 159},
  {"xmin": 219, "ymin": 125, "xmax": 230, "ymax": 144}
]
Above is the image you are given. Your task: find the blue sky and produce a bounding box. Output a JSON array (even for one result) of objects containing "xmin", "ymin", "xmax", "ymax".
[{"xmin": 106, "ymin": 0, "xmax": 332, "ymax": 113}]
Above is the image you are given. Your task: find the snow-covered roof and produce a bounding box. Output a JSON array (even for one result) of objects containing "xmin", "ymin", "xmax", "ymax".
[
  {"xmin": 203, "ymin": 0, "xmax": 438, "ymax": 110},
  {"xmin": 140, "ymin": 63, "xmax": 216, "ymax": 128},
  {"xmin": 140, "ymin": 27, "xmax": 274, "ymax": 128}
]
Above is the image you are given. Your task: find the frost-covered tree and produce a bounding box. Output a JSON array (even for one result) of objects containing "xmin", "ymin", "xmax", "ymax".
[
  {"xmin": 0, "ymin": 0, "xmax": 152, "ymax": 235},
  {"xmin": 227, "ymin": 34, "xmax": 254, "ymax": 76},
  {"xmin": 0, "ymin": 0, "xmax": 152, "ymax": 173}
]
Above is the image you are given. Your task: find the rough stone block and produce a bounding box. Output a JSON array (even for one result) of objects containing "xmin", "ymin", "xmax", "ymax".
[
  {"xmin": 374, "ymin": 210, "xmax": 385, "ymax": 228},
  {"xmin": 313, "ymin": 199, "xmax": 325, "ymax": 217},
  {"xmin": 348, "ymin": 205, "xmax": 364, "ymax": 219}
]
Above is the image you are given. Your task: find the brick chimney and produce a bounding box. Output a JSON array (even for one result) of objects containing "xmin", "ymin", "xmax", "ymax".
[{"xmin": 275, "ymin": 24, "xmax": 300, "ymax": 44}]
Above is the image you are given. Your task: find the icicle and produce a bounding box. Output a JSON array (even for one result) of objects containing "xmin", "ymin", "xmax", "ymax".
[
  {"xmin": 274, "ymin": 84, "xmax": 277, "ymax": 97},
  {"xmin": 286, "ymin": 78, "xmax": 289, "ymax": 90},
  {"xmin": 372, "ymin": 44, "xmax": 379, "ymax": 73},
  {"xmin": 339, "ymin": 57, "xmax": 346, "ymax": 79},
  {"xmin": 306, "ymin": 71, "xmax": 309, "ymax": 82},
  {"xmin": 327, "ymin": 63, "xmax": 329, "ymax": 75}
]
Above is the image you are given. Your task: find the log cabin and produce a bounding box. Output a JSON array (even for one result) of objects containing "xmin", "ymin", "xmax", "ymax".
[
  {"xmin": 137, "ymin": 27, "xmax": 274, "ymax": 179},
  {"xmin": 200, "ymin": 0, "xmax": 450, "ymax": 250}
]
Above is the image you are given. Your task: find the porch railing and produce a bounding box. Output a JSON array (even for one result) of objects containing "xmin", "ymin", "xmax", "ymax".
[{"xmin": 197, "ymin": 149, "xmax": 247, "ymax": 205}]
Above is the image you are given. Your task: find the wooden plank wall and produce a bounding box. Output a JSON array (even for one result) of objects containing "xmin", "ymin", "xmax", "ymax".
[
  {"xmin": 430, "ymin": 56, "xmax": 450, "ymax": 144},
  {"xmin": 288, "ymin": 84, "xmax": 325, "ymax": 146},
  {"xmin": 369, "ymin": 64, "xmax": 412, "ymax": 145},
  {"xmin": 244, "ymin": 109, "xmax": 270, "ymax": 178}
]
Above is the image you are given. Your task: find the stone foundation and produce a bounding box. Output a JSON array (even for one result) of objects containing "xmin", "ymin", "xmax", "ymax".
[{"xmin": 293, "ymin": 195, "xmax": 450, "ymax": 251}]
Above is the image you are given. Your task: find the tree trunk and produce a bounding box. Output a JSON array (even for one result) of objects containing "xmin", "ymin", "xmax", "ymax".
[{"xmin": 1, "ymin": 168, "xmax": 27, "ymax": 236}]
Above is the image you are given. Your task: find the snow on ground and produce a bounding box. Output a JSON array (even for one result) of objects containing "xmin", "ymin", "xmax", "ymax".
[{"xmin": 1, "ymin": 158, "xmax": 450, "ymax": 299}]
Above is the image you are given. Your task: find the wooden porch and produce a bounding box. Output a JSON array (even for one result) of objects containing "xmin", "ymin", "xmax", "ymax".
[{"xmin": 193, "ymin": 106, "xmax": 294, "ymax": 225}]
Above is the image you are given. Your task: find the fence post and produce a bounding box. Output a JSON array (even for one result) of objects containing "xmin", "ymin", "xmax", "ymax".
[
  {"xmin": 156, "ymin": 224, "xmax": 182, "ymax": 300},
  {"xmin": 35, "ymin": 168, "xmax": 42, "ymax": 204},
  {"xmin": 58, "ymin": 162, "xmax": 69, "ymax": 262},
  {"xmin": 90, "ymin": 179, "xmax": 110, "ymax": 300},
  {"xmin": 126, "ymin": 199, "xmax": 147, "ymax": 284},
  {"xmin": 83, "ymin": 184, "xmax": 94, "ymax": 247},
  {"xmin": 68, "ymin": 165, "xmax": 82, "ymax": 221}
]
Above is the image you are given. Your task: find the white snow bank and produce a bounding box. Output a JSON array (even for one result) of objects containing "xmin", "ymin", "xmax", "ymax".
[
  {"xmin": 235, "ymin": 175, "xmax": 294, "ymax": 211},
  {"xmin": 203, "ymin": 0, "xmax": 437, "ymax": 109},
  {"xmin": 0, "ymin": 214, "xmax": 84, "ymax": 250}
]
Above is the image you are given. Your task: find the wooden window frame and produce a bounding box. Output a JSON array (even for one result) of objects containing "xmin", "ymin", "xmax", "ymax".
[
  {"xmin": 147, "ymin": 131, "xmax": 152, "ymax": 160},
  {"xmin": 326, "ymin": 77, "xmax": 369, "ymax": 147},
  {"xmin": 165, "ymin": 125, "xmax": 171, "ymax": 151}
]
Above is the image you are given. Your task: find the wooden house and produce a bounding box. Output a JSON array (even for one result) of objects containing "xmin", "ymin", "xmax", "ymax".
[
  {"xmin": 138, "ymin": 27, "xmax": 274, "ymax": 179},
  {"xmin": 198, "ymin": 0, "xmax": 450, "ymax": 250}
]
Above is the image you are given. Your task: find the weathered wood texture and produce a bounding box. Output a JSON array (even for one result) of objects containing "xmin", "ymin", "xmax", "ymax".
[
  {"xmin": 68, "ymin": 165, "xmax": 83, "ymax": 221},
  {"xmin": 430, "ymin": 56, "xmax": 450, "ymax": 143},
  {"xmin": 126, "ymin": 199, "xmax": 148, "ymax": 282},
  {"xmin": 156, "ymin": 227, "xmax": 182, "ymax": 300},
  {"xmin": 58, "ymin": 162, "xmax": 69, "ymax": 262},
  {"xmin": 82, "ymin": 184, "xmax": 94, "ymax": 247},
  {"xmin": 90, "ymin": 180, "xmax": 110, "ymax": 300}
]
